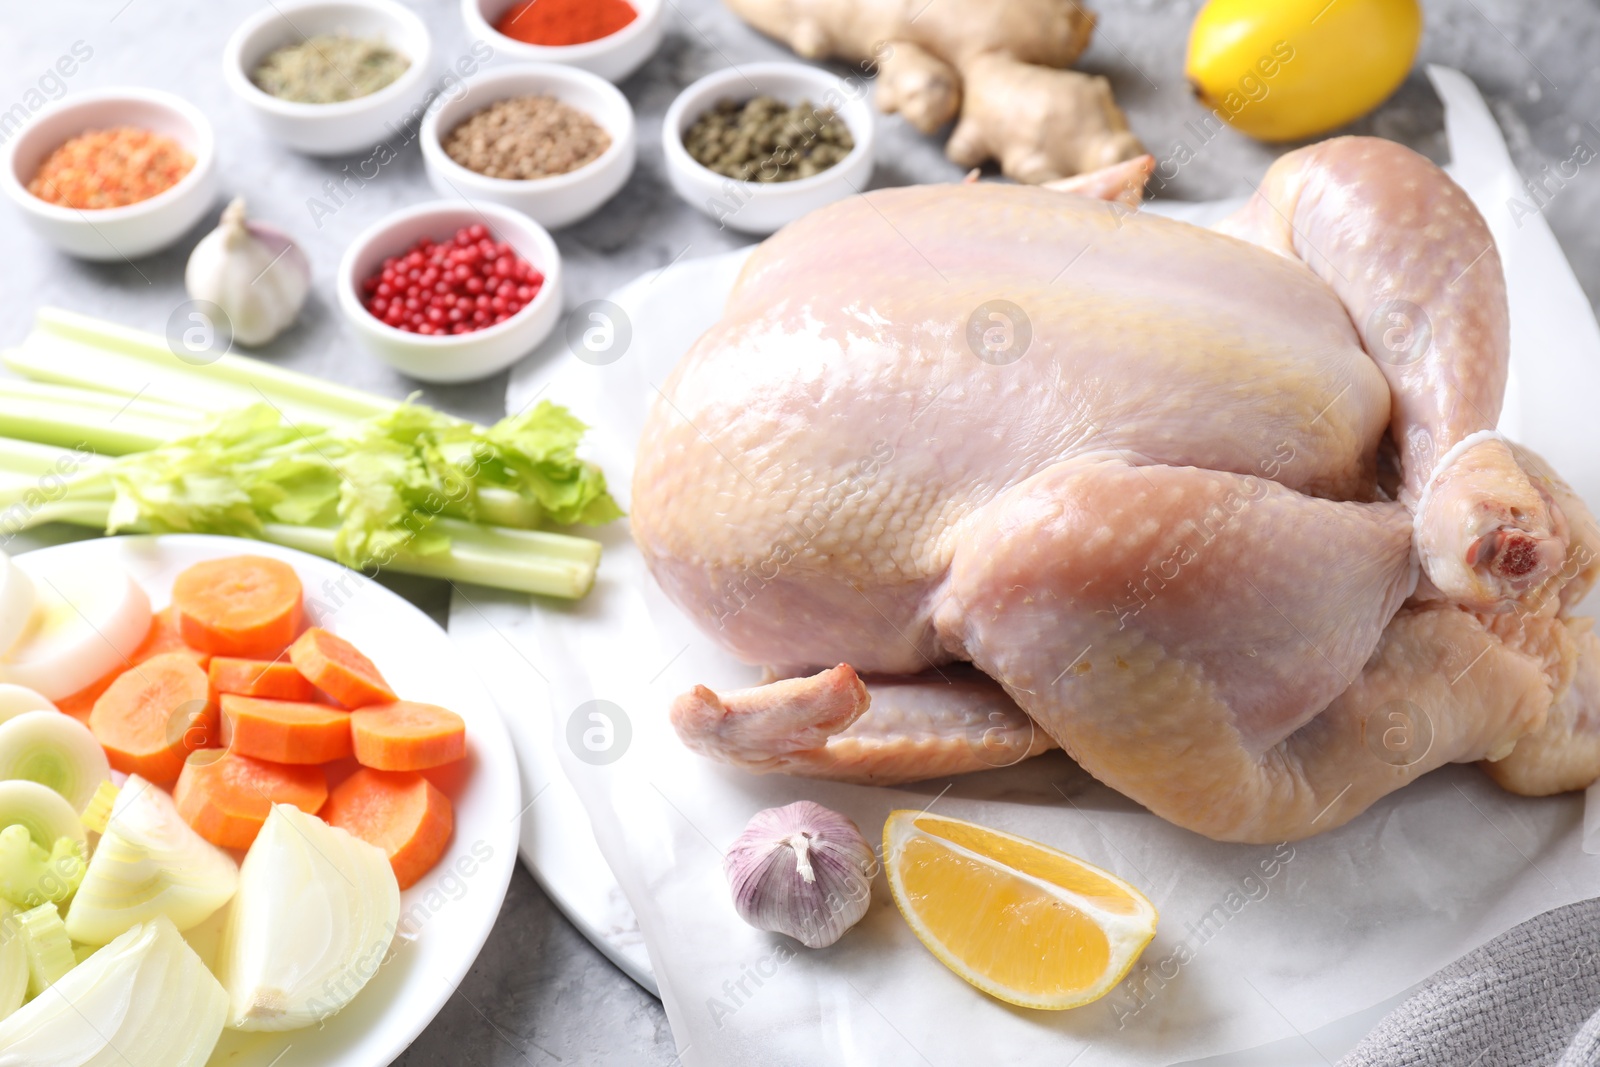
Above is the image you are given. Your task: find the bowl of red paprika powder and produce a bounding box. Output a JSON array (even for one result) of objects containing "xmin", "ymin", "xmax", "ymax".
[{"xmin": 463, "ymin": 0, "xmax": 664, "ymax": 84}]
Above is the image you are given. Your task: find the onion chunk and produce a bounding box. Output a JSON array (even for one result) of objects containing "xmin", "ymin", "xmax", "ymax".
[
  {"xmin": 216, "ymin": 802, "xmax": 399, "ymax": 1030},
  {"xmin": 0, "ymin": 915, "xmax": 226, "ymax": 1067},
  {"xmin": 65, "ymin": 776, "xmax": 239, "ymax": 946}
]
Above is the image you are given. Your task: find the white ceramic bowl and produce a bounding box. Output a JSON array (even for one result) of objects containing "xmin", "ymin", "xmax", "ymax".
[
  {"xmin": 338, "ymin": 200, "xmax": 564, "ymax": 383},
  {"xmin": 0, "ymin": 88, "xmax": 218, "ymax": 261},
  {"xmin": 462, "ymin": 0, "xmax": 664, "ymax": 84},
  {"xmin": 663, "ymin": 62, "xmax": 876, "ymax": 235},
  {"xmin": 420, "ymin": 64, "xmax": 635, "ymax": 230},
  {"xmin": 223, "ymin": 0, "xmax": 433, "ymax": 156}
]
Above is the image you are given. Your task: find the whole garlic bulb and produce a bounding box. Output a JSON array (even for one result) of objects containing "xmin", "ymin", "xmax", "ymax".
[
  {"xmin": 185, "ymin": 198, "xmax": 310, "ymax": 346},
  {"xmin": 724, "ymin": 801, "xmax": 876, "ymax": 949}
]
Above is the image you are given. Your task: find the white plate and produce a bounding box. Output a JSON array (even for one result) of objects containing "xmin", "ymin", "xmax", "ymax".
[
  {"xmin": 446, "ymin": 575, "xmax": 658, "ymax": 992},
  {"xmin": 19, "ymin": 533, "xmax": 520, "ymax": 1067}
]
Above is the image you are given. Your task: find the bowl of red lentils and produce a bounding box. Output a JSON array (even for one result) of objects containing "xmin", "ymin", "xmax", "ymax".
[
  {"xmin": 337, "ymin": 199, "xmax": 564, "ymax": 383},
  {"xmin": 420, "ymin": 64, "xmax": 635, "ymax": 230},
  {"xmin": 462, "ymin": 0, "xmax": 663, "ymax": 84},
  {"xmin": 0, "ymin": 87, "xmax": 217, "ymax": 260}
]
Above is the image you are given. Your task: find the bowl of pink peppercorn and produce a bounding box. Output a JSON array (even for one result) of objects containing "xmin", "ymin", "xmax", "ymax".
[{"xmin": 337, "ymin": 199, "xmax": 563, "ymax": 383}]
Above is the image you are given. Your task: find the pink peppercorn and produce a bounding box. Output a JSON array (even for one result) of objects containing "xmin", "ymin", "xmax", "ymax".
[{"xmin": 361, "ymin": 223, "xmax": 544, "ymax": 335}]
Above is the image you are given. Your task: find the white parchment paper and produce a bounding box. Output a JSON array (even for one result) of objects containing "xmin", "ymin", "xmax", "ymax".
[{"xmin": 458, "ymin": 67, "xmax": 1600, "ymax": 1066}]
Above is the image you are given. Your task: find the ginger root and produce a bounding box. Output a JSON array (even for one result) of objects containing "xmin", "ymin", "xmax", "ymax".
[
  {"xmin": 722, "ymin": 0, "xmax": 1095, "ymax": 70},
  {"xmin": 720, "ymin": 0, "xmax": 1143, "ymax": 182},
  {"xmin": 949, "ymin": 55, "xmax": 1145, "ymax": 184},
  {"xmin": 876, "ymin": 41, "xmax": 961, "ymax": 133}
]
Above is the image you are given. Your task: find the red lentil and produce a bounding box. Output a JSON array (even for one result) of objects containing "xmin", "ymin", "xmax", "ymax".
[
  {"xmin": 28, "ymin": 126, "xmax": 194, "ymax": 210},
  {"xmin": 361, "ymin": 223, "xmax": 545, "ymax": 336},
  {"xmin": 494, "ymin": 0, "xmax": 638, "ymax": 47}
]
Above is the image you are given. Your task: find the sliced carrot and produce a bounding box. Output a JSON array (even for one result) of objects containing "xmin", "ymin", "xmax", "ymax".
[
  {"xmin": 56, "ymin": 685, "xmax": 102, "ymax": 723},
  {"xmin": 350, "ymin": 702, "xmax": 466, "ymax": 771},
  {"xmin": 322, "ymin": 768, "xmax": 454, "ymax": 889},
  {"xmin": 173, "ymin": 556, "xmax": 304, "ymax": 658},
  {"xmin": 135, "ymin": 605, "xmax": 208, "ymax": 663},
  {"xmin": 209, "ymin": 657, "xmax": 317, "ymax": 701},
  {"xmin": 57, "ymin": 608, "xmax": 208, "ymax": 721},
  {"xmin": 288, "ymin": 628, "xmax": 395, "ymax": 708},
  {"xmin": 174, "ymin": 750, "xmax": 328, "ymax": 850},
  {"xmin": 220, "ymin": 694, "xmax": 352, "ymax": 764},
  {"xmin": 88, "ymin": 652, "xmax": 215, "ymax": 784}
]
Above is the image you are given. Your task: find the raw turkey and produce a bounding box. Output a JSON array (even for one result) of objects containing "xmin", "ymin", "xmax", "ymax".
[{"xmin": 633, "ymin": 137, "xmax": 1600, "ymax": 843}]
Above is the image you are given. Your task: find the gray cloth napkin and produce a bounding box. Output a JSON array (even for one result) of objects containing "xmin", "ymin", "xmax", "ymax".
[{"xmin": 1340, "ymin": 899, "xmax": 1600, "ymax": 1066}]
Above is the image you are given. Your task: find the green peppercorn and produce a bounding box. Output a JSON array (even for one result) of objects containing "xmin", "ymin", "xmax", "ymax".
[{"xmin": 683, "ymin": 95, "xmax": 856, "ymax": 183}]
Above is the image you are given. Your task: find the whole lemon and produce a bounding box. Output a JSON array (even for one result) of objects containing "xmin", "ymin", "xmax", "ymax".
[{"xmin": 1186, "ymin": 0, "xmax": 1423, "ymax": 141}]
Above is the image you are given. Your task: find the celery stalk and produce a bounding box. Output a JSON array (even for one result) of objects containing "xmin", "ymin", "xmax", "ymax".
[
  {"xmin": 0, "ymin": 828, "xmax": 86, "ymax": 910},
  {"xmin": 261, "ymin": 520, "xmax": 600, "ymax": 598},
  {"xmin": 0, "ymin": 379, "xmax": 192, "ymax": 422},
  {"xmin": 3, "ymin": 331, "xmax": 373, "ymax": 429},
  {"xmin": 27, "ymin": 307, "xmax": 393, "ymax": 423},
  {"xmin": 0, "ymin": 438, "xmax": 600, "ymax": 598},
  {"xmin": 0, "ymin": 436, "xmax": 110, "ymax": 476},
  {"xmin": 0, "ymin": 380, "xmax": 197, "ymax": 454},
  {"xmin": 3, "ymin": 318, "xmax": 579, "ymax": 527},
  {"xmin": 0, "ymin": 385, "xmax": 540, "ymax": 528},
  {"xmin": 16, "ymin": 901, "xmax": 74, "ymax": 996},
  {"xmin": 0, "ymin": 311, "xmax": 622, "ymax": 598},
  {"xmin": 80, "ymin": 782, "xmax": 118, "ymax": 836},
  {"xmin": 0, "ymin": 901, "xmax": 22, "ymax": 1021}
]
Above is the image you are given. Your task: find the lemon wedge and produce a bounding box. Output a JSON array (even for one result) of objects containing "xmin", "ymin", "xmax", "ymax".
[{"xmin": 883, "ymin": 810, "xmax": 1157, "ymax": 1010}]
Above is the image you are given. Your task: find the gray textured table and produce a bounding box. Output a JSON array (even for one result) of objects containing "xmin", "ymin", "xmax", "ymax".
[{"xmin": 3, "ymin": 0, "xmax": 1598, "ymax": 1062}]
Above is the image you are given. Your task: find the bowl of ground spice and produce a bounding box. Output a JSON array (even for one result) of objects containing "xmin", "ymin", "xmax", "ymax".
[
  {"xmin": 463, "ymin": 0, "xmax": 664, "ymax": 84},
  {"xmin": 224, "ymin": 0, "xmax": 432, "ymax": 156},
  {"xmin": 663, "ymin": 62, "xmax": 875, "ymax": 235},
  {"xmin": 0, "ymin": 87, "xmax": 218, "ymax": 260},
  {"xmin": 421, "ymin": 64, "xmax": 636, "ymax": 229}
]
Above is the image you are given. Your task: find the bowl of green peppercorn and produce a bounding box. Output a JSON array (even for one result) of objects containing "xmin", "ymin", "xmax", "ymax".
[{"xmin": 663, "ymin": 62, "xmax": 875, "ymax": 235}]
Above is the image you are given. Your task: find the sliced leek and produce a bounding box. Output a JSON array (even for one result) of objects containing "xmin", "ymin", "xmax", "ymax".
[
  {"xmin": 216, "ymin": 803, "xmax": 399, "ymax": 1030},
  {"xmin": 17, "ymin": 902, "xmax": 73, "ymax": 997},
  {"xmin": 65, "ymin": 776, "xmax": 239, "ymax": 946},
  {"xmin": 0, "ymin": 915, "xmax": 227, "ymax": 1067},
  {"xmin": 0, "ymin": 712, "xmax": 110, "ymax": 813},
  {"xmin": 0, "ymin": 685, "xmax": 58, "ymax": 727},
  {"xmin": 0, "ymin": 781, "xmax": 84, "ymax": 852},
  {"xmin": 0, "ymin": 781, "xmax": 88, "ymax": 908}
]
